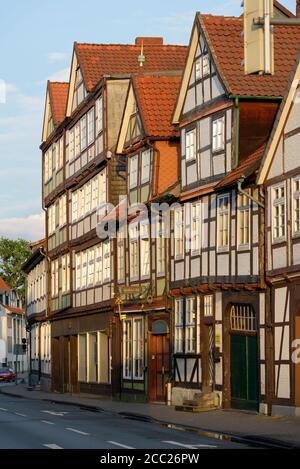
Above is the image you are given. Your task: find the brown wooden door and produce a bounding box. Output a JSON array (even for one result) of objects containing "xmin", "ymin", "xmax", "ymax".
[
  {"xmin": 52, "ymin": 337, "xmax": 62, "ymax": 393},
  {"xmin": 149, "ymin": 334, "xmax": 170, "ymax": 402}
]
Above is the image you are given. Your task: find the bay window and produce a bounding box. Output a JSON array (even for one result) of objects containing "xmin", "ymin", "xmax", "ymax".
[{"xmin": 272, "ymin": 184, "xmax": 286, "ymax": 242}]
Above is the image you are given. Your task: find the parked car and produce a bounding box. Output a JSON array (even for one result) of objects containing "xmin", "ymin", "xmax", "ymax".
[{"xmin": 0, "ymin": 368, "xmax": 16, "ymax": 383}]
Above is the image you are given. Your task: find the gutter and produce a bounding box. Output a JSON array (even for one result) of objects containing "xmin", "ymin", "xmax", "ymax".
[
  {"xmin": 237, "ymin": 177, "xmax": 264, "ymax": 209},
  {"xmin": 229, "ymin": 95, "xmax": 282, "ymax": 101}
]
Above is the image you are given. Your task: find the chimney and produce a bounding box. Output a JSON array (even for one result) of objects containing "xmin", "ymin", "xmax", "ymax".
[
  {"xmin": 135, "ymin": 37, "xmax": 164, "ymax": 46},
  {"xmin": 297, "ymin": 0, "xmax": 300, "ymax": 17}
]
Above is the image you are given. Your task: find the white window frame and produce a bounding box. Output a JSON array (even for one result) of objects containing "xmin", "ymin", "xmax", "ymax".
[
  {"xmin": 129, "ymin": 154, "xmax": 138, "ymax": 189},
  {"xmin": 69, "ymin": 128, "xmax": 75, "ymax": 162},
  {"xmin": 212, "ymin": 116, "xmax": 225, "ymax": 152},
  {"xmin": 185, "ymin": 129, "xmax": 196, "ymax": 162},
  {"xmin": 156, "ymin": 217, "xmax": 166, "ymax": 276},
  {"xmin": 174, "ymin": 207, "xmax": 184, "ymax": 259},
  {"xmin": 122, "ymin": 317, "xmax": 144, "ymax": 381},
  {"xmin": 88, "ymin": 108, "xmax": 95, "ymax": 146},
  {"xmin": 185, "ymin": 297, "xmax": 196, "ymax": 354},
  {"xmin": 103, "ymin": 241, "xmax": 111, "ymax": 283},
  {"xmin": 202, "ymin": 53, "xmax": 210, "ymax": 77},
  {"xmin": 237, "ymin": 192, "xmax": 251, "ymax": 249},
  {"xmin": 174, "ymin": 299, "xmax": 184, "ymax": 354},
  {"xmin": 129, "ymin": 223, "xmax": 139, "ymax": 280},
  {"xmin": 141, "ymin": 149, "xmax": 151, "ymax": 184},
  {"xmin": 191, "ymin": 202, "xmax": 201, "ymax": 254},
  {"xmin": 81, "ymin": 114, "xmax": 87, "ymax": 151},
  {"xmin": 140, "ymin": 222, "xmax": 150, "ymax": 278},
  {"xmin": 217, "ymin": 194, "xmax": 230, "ymax": 252},
  {"xmin": 204, "ymin": 295, "xmax": 214, "ymax": 317},
  {"xmin": 96, "ymin": 96, "xmax": 103, "ymax": 135},
  {"xmin": 272, "ymin": 183, "xmax": 286, "ymax": 243},
  {"xmin": 292, "ymin": 176, "xmax": 300, "ymax": 238}
]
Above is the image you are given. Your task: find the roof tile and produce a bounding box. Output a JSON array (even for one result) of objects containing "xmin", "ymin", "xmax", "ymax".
[{"xmin": 48, "ymin": 82, "xmax": 69, "ymax": 126}]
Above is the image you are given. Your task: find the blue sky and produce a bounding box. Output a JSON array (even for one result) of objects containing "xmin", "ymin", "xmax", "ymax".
[{"xmin": 0, "ymin": 0, "xmax": 296, "ymax": 241}]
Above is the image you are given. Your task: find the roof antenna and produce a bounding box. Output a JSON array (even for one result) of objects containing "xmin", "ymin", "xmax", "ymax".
[{"xmin": 138, "ymin": 40, "xmax": 145, "ymax": 67}]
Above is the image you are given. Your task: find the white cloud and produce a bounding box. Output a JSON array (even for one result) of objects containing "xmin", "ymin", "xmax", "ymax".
[
  {"xmin": 48, "ymin": 67, "xmax": 70, "ymax": 82},
  {"xmin": 0, "ymin": 213, "xmax": 45, "ymax": 242},
  {"xmin": 47, "ymin": 52, "xmax": 68, "ymax": 63}
]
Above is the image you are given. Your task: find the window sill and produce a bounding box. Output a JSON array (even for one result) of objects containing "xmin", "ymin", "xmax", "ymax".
[
  {"xmin": 217, "ymin": 247, "xmax": 229, "ymax": 254},
  {"xmin": 237, "ymin": 244, "xmax": 250, "ymax": 252},
  {"xmin": 272, "ymin": 237, "xmax": 286, "ymax": 245}
]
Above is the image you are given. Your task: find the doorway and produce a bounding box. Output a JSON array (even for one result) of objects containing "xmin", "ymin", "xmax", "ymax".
[
  {"xmin": 230, "ymin": 305, "xmax": 259, "ymax": 411},
  {"xmin": 148, "ymin": 321, "xmax": 170, "ymax": 402},
  {"xmin": 52, "ymin": 336, "xmax": 79, "ymax": 394}
]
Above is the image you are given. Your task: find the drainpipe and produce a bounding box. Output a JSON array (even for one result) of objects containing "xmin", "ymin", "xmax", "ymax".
[
  {"xmin": 237, "ymin": 178, "xmax": 265, "ymax": 209},
  {"xmin": 234, "ymin": 98, "xmax": 240, "ymax": 169},
  {"xmin": 146, "ymin": 139, "xmax": 161, "ymax": 198}
]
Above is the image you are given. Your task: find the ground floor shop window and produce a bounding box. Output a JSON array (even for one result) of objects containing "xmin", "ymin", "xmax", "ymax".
[
  {"xmin": 78, "ymin": 331, "xmax": 111, "ymax": 384},
  {"xmin": 122, "ymin": 317, "xmax": 144, "ymax": 380}
]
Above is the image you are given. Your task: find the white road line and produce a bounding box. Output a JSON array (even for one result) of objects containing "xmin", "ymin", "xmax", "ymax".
[
  {"xmin": 43, "ymin": 444, "xmax": 63, "ymax": 450},
  {"xmin": 41, "ymin": 420, "xmax": 55, "ymax": 426},
  {"xmin": 66, "ymin": 427, "xmax": 90, "ymax": 436},
  {"xmin": 107, "ymin": 441, "xmax": 135, "ymax": 449},
  {"xmin": 163, "ymin": 440, "xmax": 217, "ymax": 449},
  {"xmin": 15, "ymin": 413, "xmax": 26, "ymax": 417},
  {"xmin": 42, "ymin": 411, "xmax": 69, "ymax": 417},
  {"xmin": 0, "ymin": 408, "xmax": 7, "ymax": 412}
]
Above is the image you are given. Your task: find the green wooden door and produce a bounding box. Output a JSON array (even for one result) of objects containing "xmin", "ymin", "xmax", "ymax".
[{"xmin": 231, "ymin": 334, "xmax": 259, "ymax": 411}]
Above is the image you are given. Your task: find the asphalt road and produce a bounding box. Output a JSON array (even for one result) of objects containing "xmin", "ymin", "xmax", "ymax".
[{"xmin": 0, "ymin": 393, "xmax": 250, "ymax": 450}]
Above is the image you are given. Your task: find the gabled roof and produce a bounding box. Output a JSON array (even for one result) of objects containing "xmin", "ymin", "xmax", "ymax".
[
  {"xmin": 199, "ymin": 14, "xmax": 300, "ymax": 98},
  {"xmin": 48, "ymin": 82, "xmax": 68, "ymax": 126},
  {"xmin": 257, "ymin": 51, "xmax": 300, "ymax": 185},
  {"xmin": 0, "ymin": 278, "xmax": 9, "ymax": 292},
  {"xmin": 75, "ymin": 42, "xmax": 187, "ymax": 93},
  {"xmin": 0, "ymin": 304, "xmax": 25, "ymax": 316},
  {"xmin": 216, "ymin": 144, "xmax": 266, "ymax": 190},
  {"xmin": 133, "ymin": 73, "xmax": 182, "ymax": 139},
  {"xmin": 273, "ymin": 0, "xmax": 294, "ymax": 18}
]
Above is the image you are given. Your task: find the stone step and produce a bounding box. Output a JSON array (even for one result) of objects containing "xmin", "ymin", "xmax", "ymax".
[{"xmin": 175, "ymin": 404, "xmax": 218, "ymax": 413}]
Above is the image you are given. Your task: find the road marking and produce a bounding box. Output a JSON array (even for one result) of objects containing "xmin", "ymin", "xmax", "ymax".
[
  {"xmin": 42, "ymin": 411, "xmax": 69, "ymax": 417},
  {"xmin": 66, "ymin": 427, "xmax": 90, "ymax": 436},
  {"xmin": 0, "ymin": 408, "xmax": 7, "ymax": 412},
  {"xmin": 41, "ymin": 420, "xmax": 55, "ymax": 426},
  {"xmin": 107, "ymin": 441, "xmax": 135, "ymax": 449},
  {"xmin": 163, "ymin": 440, "xmax": 217, "ymax": 449},
  {"xmin": 43, "ymin": 444, "xmax": 63, "ymax": 450},
  {"xmin": 15, "ymin": 413, "xmax": 26, "ymax": 417}
]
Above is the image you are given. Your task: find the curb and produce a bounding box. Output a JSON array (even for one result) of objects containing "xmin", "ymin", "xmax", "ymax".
[{"xmin": 1, "ymin": 387, "xmax": 299, "ymax": 449}]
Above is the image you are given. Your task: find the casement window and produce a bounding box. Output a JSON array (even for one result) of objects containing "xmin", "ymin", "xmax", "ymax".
[
  {"xmin": 212, "ymin": 116, "xmax": 225, "ymax": 152},
  {"xmin": 95, "ymin": 246, "xmax": 103, "ymax": 284},
  {"xmin": 81, "ymin": 115, "xmax": 87, "ymax": 151},
  {"xmin": 129, "ymin": 155, "xmax": 138, "ymax": 189},
  {"xmin": 186, "ymin": 129, "xmax": 196, "ymax": 161},
  {"xmin": 140, "ymin": 222, "xmax": 150, "ymax": 278},
  {"xmin": 237, "ymin": 192, "xmax": 251, "ymax": 248},
  {"xmin": 44, "ymin": 152, "xmax": 49, "ymax": 183},
  {"xmin": 81, "ymin": 252, "xmax": 88, "ymax": 289},
  {"xmin": 59, "ymin": 194, "xmax": 67, "ymax": 228},
  {"xmin": 174, "ymin": 207, "xmax": 184, "ymax": 258},
  {"xmin": 292, "ymin": 177, "xmax": 300, "ymax": 236},
  {"xmin": 141, "ymin": 149, "xmax": 151, "ymax": 184},
  {"xmin": 217, "ymin": 194, "xmax": 230, "ymax": 250},
  {"xmin": 72, "ymin": 191, "xmax": 78, "ymax": 222},
  {"xmin": 272, "ymin": 184, "xmax": 286, "ymax": 242},
  {"xmin": 204, "ymin": 295, "xmax": 213, "ymax": 317},
  {"xmin": 48, "ymin": 204, "xmax": 56, "ymax": 236},
  {"xmin": 191, "ymin": 203, "xmax": 201, "ymax": 254},
  {"xmin": 99, "ymin": 169, "xmax": 107, "ymax": 205},
  {"xmin": 75, "ymin": 122, "xmax": 81, "ymax": 157},
  {"xmin": 51, "ymin": 260, "xmax": 59, "ymax": 298},
  {"xmin": 117, "ymin": 236, "xmax": 125, "ymax": 282},
  {"xmin": 61, "ymin": 255, "xmax": 70, "ymax": 294},
  {"xmin": 103, "ymin": 241, "xmax": 111, "ymax": 282},
  {"xmin": 174, "ymin": 299, "xmax": 184, "ymax": 353},
  {"xmin": 85, "ymin": 181, "xmax": 92, "ymax": 213},
  {"xmin": 88, "ymin": 108, "xmax": 95, "ymax": 145},
  {"xmin": 69, "ymin": 128, "xmax": 75, "ymax": 162},
  {"xmin": 88, "ymin": 249, "xmax": 95, "ymax": 287},
  {"xmin": 185, "ymin": 297, "xmax": 196, "ymax": 353},
  {"xmin": 58, "ymin": 137, "xmax": 64, "ymax": 169},
  {"xmin": 123, "ymin": 318, "xmax": 144, "ymax": 381},
  {"xmin": 96, "ymin": 96, "xmax": 103, "ymax": 135},
  {"xmin": 156, "ymin": 217, "xmax": 166, "ymax": 276},
  {"xmin": 129, "ymin": 223, "xmax": 139, "ymax": 280},
  {"xmin": 79, "ymin": 188, "xmax": 85, "ymax": 219},
  {"xmin": 76, "ymin": 253, "xmax": 81, "ymax": 290}
]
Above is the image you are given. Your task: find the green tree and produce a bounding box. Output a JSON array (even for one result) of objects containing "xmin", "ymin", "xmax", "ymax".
[{"xmin": 0, "ymin": 238, "xmax": 31, "ymax": 302}]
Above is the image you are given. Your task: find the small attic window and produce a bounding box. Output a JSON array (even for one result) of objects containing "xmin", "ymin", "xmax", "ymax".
[
  {"xmin": 47, "ymin": 101, "xmax": 54, "ymax": 139},
  {"xmin": 72, "ymin": 67, "xmax": 87, "ymax": 112}
]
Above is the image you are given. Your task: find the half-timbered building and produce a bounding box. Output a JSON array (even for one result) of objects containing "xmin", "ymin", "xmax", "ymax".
[
  {"xmin": 169, "ymin": 8, "xmax": 300, "ymax": 412},
  {"xmin": 257, "ymin": 52, "xmax": 300, "ymax": 417},
  {"xmin": 40, "ymin": 38, "xmax": 187, "ymax": 397}
]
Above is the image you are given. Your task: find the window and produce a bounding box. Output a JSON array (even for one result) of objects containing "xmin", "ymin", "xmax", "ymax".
[
  {"xmin": 103, "ymin": 241, "xmax": 110, "ymax": 282},
  {"xmin": 186, "ymin": 129, "xmax": 196, "ymax": 161},
  {"xmin": 272, "ymin": 184, "xmax": 286, "ymax": 241},
  {"xmin": 73, "ymin": 67, "xmax": 87, "ymax": 111},
  {"xmin": 141, "ymin": 149, "xmax": 151, "ymax": 184},
  {"xmin": 212, "ymin": 116, "xmax": 225, "ymax": 152},
  {"xmin": 76, "ymin": 253, "xmax": 82, "ymax": 290},
  {"xmin": 129, "ymin": 155, "xmax": 138, "ymax": 189},
  {"xmin": 195, "ymin": 58, "xmax": 202, "ymax": 81},
  {"xmin": 81, "ymin": 252, "xmax": 88, "ymax": 289},
  {"xmin": 78, "ymin": 334, "xmax": 87, "ymax": 382},
  {"xmin": 230, "ymin": 304, "xmax": 256, "ymax": 333},
  {"xmin": 174, "ymin": 299, "xmax": 184, "ymax": 353},
  {"xmin": 85, "ymin": 181, "xmax": 92, "ymax": 213},
  {"xmin": 129, "ymin": 223, "xmax": 139, "ymax": 280},
  {"xmin": 61, "ymin": 254, "xmax": 70, "ymax": 294},
  {"xmin": 174, "ymin": 207, "xmax": 184, "ymax": 258},
  {"xmin": 79, "ymin": 188, "xmax": 85, "ymax": 219},
  {"xmin": 217, "ymin": 194, "xmax": 230, "ymax": 250},
  {"xmin": 123, "ymin": 318, "xmax": 144, "ymax": 380},
  {"xmin": 156, "ymin": 217, "xmax": 166, "ymax": 275},
  {"xmin": 237, "ymin": 192, "xmax": 251, "ymax": 248},
  {"xmin": 140, "ymin": 222, "xmax": 150, "ymax": 278},
  {"xmin": 191, "ymin": 203, "xmax": 201, "ymax": 253},
  {"xmin": 75, "ymin": 122, "xmax": 81, "ymax": 157},
  {"xmin": 96, "ymin": 96, "xmax": 103, "ymax": 135},
  {"xmin": 95, "ymin": 246, "xmax": 103, "ymax": 284},
  {"xmin": 72, "ymin": 191, "xmax": 78, "ymax": 222},
  {"xmin": 117, "ymin": 236, "xmax": 125, "ymax": 282},
  {"xmin": 292, "ymin": 177, "xmax": 300, "ymax": 237},
  {"xmin": 88, "ymin": 108, "xmax": 95, "ymax": 145},
  {"xmin": 204, "ymin": 295, "xmax": 213, "ymax": 317},
  {"xmin": 88, "ymin": 249, "xmax": 95, "ymax": 286},
  {"xmin": 59, "ymin": 195, "xmax": 67, "ymax": 228},
  {"xmin": 69, "ymin": 128, "xmax": 75, "ymax": 162},
  {"xmin": 81, "ymin": 115, "xmax": 87, "ymax": 151},
  {"xmin": 185, "ymin": 297, "xmax": 196, "ymax": 353},
  {"xmin": 202, "ymin": 54, "xmax": 210, "ymax": 77}
]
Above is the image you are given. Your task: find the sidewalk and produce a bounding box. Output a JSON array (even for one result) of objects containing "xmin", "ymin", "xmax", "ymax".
[{"xmin": 1, "ymin": 384, "xmax": 300, "ymax": 448}]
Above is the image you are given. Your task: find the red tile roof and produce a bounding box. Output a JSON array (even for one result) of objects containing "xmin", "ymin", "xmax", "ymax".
[
  {"xmin": 216, "ymin": 145, "xmax": 266, "ymax": 190},
  {"xmin": 48, "ymin": 82, "xmax": 68, "ymax": 126},
  {"xmin": 199, "ymin": 14, "xmax": 300, "ymax": 97},
  {"xmin": 133, "ymin": 73, "xmax": 182, "ymax": 138},
  {"xmin": 75, "ymin": 42, "xmax": 187, "ymax": 93},
  {"xmin": 4, "ymin": 305, "xmax": 25, "ymax": 316},
  {"xmin": 0, "ymin": 278, "xmax": 9, "ymax": 291}
]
